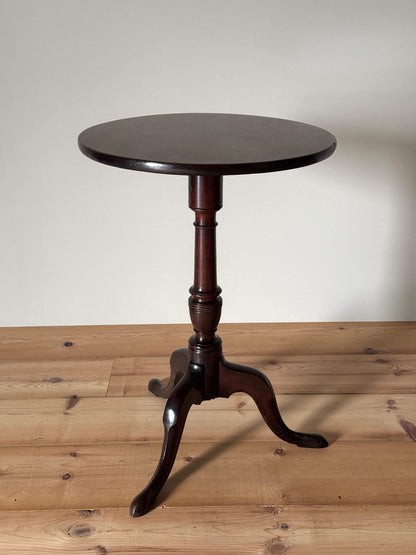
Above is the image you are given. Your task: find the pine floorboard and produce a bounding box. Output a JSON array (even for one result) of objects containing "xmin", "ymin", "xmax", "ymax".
[{"xmin": 0, "ymin": 322, "xmax": 415, "ymax": 554}]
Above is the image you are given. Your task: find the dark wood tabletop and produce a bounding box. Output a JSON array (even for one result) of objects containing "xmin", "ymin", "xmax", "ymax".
[{"xmin": 78, "ymin": 113, "xmax": 336, "ymax": 176}]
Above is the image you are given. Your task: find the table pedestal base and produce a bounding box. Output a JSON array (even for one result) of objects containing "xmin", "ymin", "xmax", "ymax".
[
  {"xmin": 130, "ymin": 347, "xmax": 328, "ymax": 517},
  {"xmin": 129, "ymin": 174, "xmax": 328, "ymax": 517}
]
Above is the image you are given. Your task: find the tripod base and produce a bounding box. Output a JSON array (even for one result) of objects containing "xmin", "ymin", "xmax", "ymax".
[{"xmin": 130, "ymin": 348, "xmax": 328, "ymax": 517}]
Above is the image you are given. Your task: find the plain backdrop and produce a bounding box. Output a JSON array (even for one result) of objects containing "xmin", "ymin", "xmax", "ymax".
[{"xmin": 1, "ymin": 0, "xmax": 415, "ymax": 326}]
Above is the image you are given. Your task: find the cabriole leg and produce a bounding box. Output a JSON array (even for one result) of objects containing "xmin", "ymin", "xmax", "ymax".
[
  {"xmin": 219, "ymin": 358, "xmax": 328, "ymax": 448},
  {"xmin": 148, "ymin": 347, "xmax": 189, "ymax": 399},
  {"xmin": 130, "ymin": 364, "xmax": 204, "ymax": 517}
]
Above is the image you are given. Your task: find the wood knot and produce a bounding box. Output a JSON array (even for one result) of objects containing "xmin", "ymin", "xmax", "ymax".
[
  {"xmin": 183, "ymin": 456, "xmax": 194, "ymax": 462},
  {"xmin": 263, "ymin": 538, "xmax": 288, "ymax": 554},
  {"xmin": 63, "ymin": 341, "xmax": 74, "ymax": 347},
  {"xmin": 67, "ymin": 524, "xmax": 95, "ymax": 538},
  {"xmin": 363, "ymin": 347, "xmax": 382, "ymax": 355},
  {"xmin": 78, "ymin": 509, "xmax": 102, "ymax": 518},
  {"xmin": 237, "ymin": 399, "xmax": 247, "ymax": 412},
  {"xmin": 62, "ymin": 473, "xmax": 72, "ymax": 480},
  {"xmin": 263, "ymin": 506, "xmax": 278, "ymax": 514},
  {"xmin": 66, "ymin": 395, "xmax": 80, "ymax": 410},
  {"xmin": 273, "ymin": 448, "xmax": 286, "ymax": 456},
  {"xmin": 399, "ymin": 419, "xmax": 416, "ymax": 441}
]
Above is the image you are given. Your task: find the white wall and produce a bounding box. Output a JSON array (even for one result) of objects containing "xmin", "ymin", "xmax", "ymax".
[{"xmin": 1, "ymin": 0, "xmax": 415, "ymax": 326}]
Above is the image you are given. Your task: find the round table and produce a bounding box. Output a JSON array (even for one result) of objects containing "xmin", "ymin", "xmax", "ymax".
[{"xmin": 78, "ymin": 113, "xmax": 336, "ymax": 517}]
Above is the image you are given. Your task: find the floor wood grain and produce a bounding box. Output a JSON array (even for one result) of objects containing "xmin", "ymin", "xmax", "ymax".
[{"xmin": 0, "ymin": 322, "xmax": 415, "ymax": 553}]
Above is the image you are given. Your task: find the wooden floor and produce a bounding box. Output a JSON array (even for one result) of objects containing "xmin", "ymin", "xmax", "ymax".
[{"xmin": 0, "ymin": 322, "xmax": 415, "ymax": 554}]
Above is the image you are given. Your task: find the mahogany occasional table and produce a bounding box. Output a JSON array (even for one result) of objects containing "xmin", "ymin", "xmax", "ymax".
[{"xmin": 78, "ymin": 113, "xmax": 337, "ymax": 517}]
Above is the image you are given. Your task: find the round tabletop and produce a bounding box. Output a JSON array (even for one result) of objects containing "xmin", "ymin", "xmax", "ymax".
[{"xmin": 78, "ymin": 113, "xmax": 336, "ymax": 176}]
